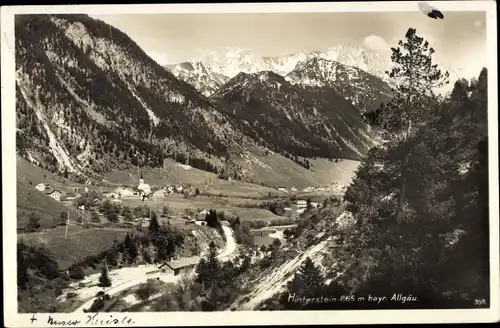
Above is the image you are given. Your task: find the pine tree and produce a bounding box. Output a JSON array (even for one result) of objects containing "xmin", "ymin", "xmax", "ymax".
[
  {"xmin": 281, "ymin": 257, "xmax": 325, "ymax": 309},
  {"xmin": 148, "ymin": 211, "xmax": 159, "ymax": 233},
  {"xmin": 98, "ymin": 262, "xmax": 112, "ymax": 287},
  {"xmin": 196, "ymin": 241, "xmax": 220, "ymax": 292},
  {"xmin": 26, "ymin": 212, "xmax": 41, "ymax": 232},
  {"xmin": 122, "ymin": 206, "xmax": 133, "ymax": 222}
]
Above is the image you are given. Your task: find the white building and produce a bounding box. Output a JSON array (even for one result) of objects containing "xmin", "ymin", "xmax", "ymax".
[
  {"xmin": 290, "ymin": 187, "xmax": 298, "ymax": 192},
  {"xmin": 46, "ymin": 190, "xmax": 62, "ymax": 202},
  {"xmin": 35, "ymin": 183, "xmax": 47, "ymax": 191},
  {"xmin": 278, "ymin": 187, "xmax": 288, "ymax": 193},
  {"xmin": 296, "ymin": 200, "xmax": 307, "ymax": 208},
  {"xmin": 138, "ymin": 178, "xmax": 151, "ymax": 195},
  {"xmin": 175, "ymin": 185, "xmax": 184, "ymax": 193}
]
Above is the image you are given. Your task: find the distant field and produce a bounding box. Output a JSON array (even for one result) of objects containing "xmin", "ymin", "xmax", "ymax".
[
  {"xmin": 120, "ymin": 194, "xmax": 288, "ymax": 222},
  {"xmin": 17, "ymin": 225, "xmax": 130, "ymax": 270},
  {"xmin": 104, "ymin": 159, "xmax": 216, "ymax": 187},
  {"xmin": 238, "ymin": 152, "xmax": 361, "ymax": 189}
]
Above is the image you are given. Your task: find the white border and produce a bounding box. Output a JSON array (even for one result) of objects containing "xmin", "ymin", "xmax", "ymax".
[{"xmin": 2, "ymin": 1, "xmax": 498, "ymax": 326}]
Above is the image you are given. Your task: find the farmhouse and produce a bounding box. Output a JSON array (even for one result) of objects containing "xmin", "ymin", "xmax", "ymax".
[
  {"xmin": 290, "ymin": 187, "xmax": 298, "ymax": 192},
  {"xmin": 278, "ymin": 187, "xmax": 288, "ymax": 193},
  {"xmin": 175, "ymin": 185, "xmax": 184, "ymax": 193},
  {"xmin": 46, "ymin": 190, "xmax": 62, "ymax": 202},
  {"xmin": 35, "ymin": 183, "xmax": 47, "ymax": 191},
  {"xmin": 159, "ymin": 256, "xmax": 201, "ymax": 276}
]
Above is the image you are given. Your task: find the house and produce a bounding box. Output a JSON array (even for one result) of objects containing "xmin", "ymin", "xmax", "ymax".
[
  {"xmin": 35, "ymin": 183, "xmax": 47, "ymax": 191},
  {"xmin": 104, "ymin": 192, "xmax": 120, "ymax": 199},
  {"xmin": 63, "ymin": 192, "xmax": 77, "ymax": 201},
  {"xmin": 296, "ymin": 200, "xmax": 307, "ymax": 208},
  {"xmin": 296, "ymin": 208, "xmax": 306, "ymax": 215},
  {"xmin": 159, "ymin": 256, "xmax": 201, "ymax": 276},
  {"xmin": 284, "ymin": 207, "xmax": 292, "ymax": 211},
  {"xmin": 290, "ymin": 187, "xmax": 298, "ymax": 192},
  {"xmin": 46, "ymin": 190, "xmax": 62, "ymax": 202},
  {"xmin": 278, "ymin": 187, "xmax": 288, "ymax": 193},
  {"xmin": 175, "ymin": 185, "xmax": 184, "ymax": 193}
]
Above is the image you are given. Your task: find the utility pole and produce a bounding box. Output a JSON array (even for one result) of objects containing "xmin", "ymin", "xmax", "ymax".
[{"xmin": 65, "ymin": 212, "xmax": 69, "ymax": 239}]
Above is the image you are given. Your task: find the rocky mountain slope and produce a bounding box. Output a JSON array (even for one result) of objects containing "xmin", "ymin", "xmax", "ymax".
[
  {"xmin": 168, "ymin": 47, "xmax": 393, "ymax": 113},
  {"xmin": 286, "ymin": 57, "xmax": 393, "ymax": 112},
  {"xmin": 211, "ymin": 70, "xmax": 374, "ymax": 161},
  {"xmin": 195, "ymin": 46, "xmax": 393, "ymax": 81},
  {"xmin": 165, "ymin": 61, "xmax": 229, "ymax": 97},
  {"xmin": 15, "ymin": 14, "xmax": 256, "ymax": 179}
]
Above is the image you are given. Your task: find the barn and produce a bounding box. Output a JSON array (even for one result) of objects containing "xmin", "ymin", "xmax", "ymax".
[{"xmin": 159, "ymin": 256, "xmax": 201, "ymax": 276}]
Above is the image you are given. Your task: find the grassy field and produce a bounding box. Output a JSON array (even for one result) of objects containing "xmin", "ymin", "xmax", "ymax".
[
  {"xmin": 238, "ymin": 152, "xmax": 361, "ymax": 189},
  {"xmin": 104, "ymin": 159, "xmax": 216, "ymax": 187},
  {"xmin": 17, "ymin": 225, "xmax": 131, "ymax": 270},
  {"xmin": 120, "ymin": 194, "xmax": 288, "ymax": 222},
  {"xmin": 17, "ymin": 182, "xmax": 80, "ymax": 231}
]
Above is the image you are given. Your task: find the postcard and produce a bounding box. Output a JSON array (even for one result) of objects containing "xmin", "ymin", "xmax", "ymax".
[{"xmin": 2, "ymin": 1, "xmax": 498, "ymax": 326}]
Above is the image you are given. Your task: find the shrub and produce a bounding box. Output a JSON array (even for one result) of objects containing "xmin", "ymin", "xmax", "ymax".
[
  {"xmin": 66, "ymin": 292, "xmax": 78, "ymax": 299},
  {"xmin": 68, "ymin": 266, "xmax": 85, "ymax": 280}
]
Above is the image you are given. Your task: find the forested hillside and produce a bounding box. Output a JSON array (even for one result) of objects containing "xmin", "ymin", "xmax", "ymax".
[{"xmin": 227, "ymin": 28, "xmax": 490, "ymax": 310}]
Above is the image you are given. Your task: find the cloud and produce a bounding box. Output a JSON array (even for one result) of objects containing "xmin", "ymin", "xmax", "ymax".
[
  {"xmin": 146, "ymin": 51, "xmax": 169, "ymax": 66},
  {"xmin": 363, "ymin": 35, "xmax": 390, "ymax": 52}
]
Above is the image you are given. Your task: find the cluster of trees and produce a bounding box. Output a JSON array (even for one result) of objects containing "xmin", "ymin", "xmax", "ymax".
[
  {"xmin": 70, "ymin": 216, "xmax": 185, "ymax": 275},
  {"xmin": 204, "ymin": 209, "xmax": 224, "ymax": 236},
  {"xmin": 254, "ymin": 29, "xmax": 489, "ymax": 310},
  {"xmin": 338, "ymin": 28, "xmax": 489, "ymax": 308},
  {"xmin": 194, "ymin": 242, "xmax": 250, "ymax": 311},
  {"xmin": 17, "ymin": 240, "xmax": 70, "ymax": 312},
  {"xmin": 150, "ymin": 242, "xmax": 252, "ymax": 311},
  {"xmin": 227, "ymin": 217, "xmax": 254, "ymax": 247},
  {"xmin": 283, "ymin": 152, "xmax": 312, "ymax": 169}
]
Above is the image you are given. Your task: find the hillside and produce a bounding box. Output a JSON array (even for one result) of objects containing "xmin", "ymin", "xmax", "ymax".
[
  {"xmin": 15, "ymin": 14, "xmax": 257, "ymax": 180},
  {"xmin": 211, "ymin": 71, "xmax": 374, "ymax": 160}
]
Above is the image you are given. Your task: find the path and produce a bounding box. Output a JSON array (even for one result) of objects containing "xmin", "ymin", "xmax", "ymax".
[{"xmin": 71, "ymin": 225, "xmax": 236, "ymax": 312}]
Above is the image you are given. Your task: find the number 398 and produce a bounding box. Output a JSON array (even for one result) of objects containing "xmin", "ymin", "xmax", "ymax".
[{"xmin": 474, "ymin": 299, "xmax": 487, "ymax": 306}]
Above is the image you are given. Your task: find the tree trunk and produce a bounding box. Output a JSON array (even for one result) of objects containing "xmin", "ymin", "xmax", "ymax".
[{"xmin": 396, "ymin": 121, "xmax": 412, "ymax": 224}]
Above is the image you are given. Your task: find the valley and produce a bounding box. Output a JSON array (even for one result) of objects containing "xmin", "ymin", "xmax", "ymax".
[{"xmin": 13, "ymin": 12, "xmax": 490, "ymax": 315}]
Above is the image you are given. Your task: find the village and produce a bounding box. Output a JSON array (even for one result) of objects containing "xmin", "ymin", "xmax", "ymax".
[{"xmin": 31, "ymin": 172, "xmax": 335, "ymax": 232}]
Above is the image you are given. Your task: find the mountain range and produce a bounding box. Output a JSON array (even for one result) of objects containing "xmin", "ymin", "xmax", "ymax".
[
  {"xmin": 165, "ymin": 46, "xmax": 394, "ymax": 110},
  {"xmin": 15, "ymin": 14, "xmax": 383, "ymax": 184}
]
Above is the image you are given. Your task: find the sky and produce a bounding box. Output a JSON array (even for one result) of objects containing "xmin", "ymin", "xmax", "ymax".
[{"xmin": 91, "ymin": 10, "xmax": 487, "ymax": 80}]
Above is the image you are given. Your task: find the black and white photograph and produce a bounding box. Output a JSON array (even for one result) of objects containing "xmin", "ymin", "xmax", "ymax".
[{"xmin": 2, "ymin": 1, "xmax": 499, "ymax": 326}]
